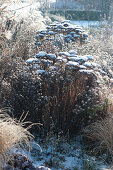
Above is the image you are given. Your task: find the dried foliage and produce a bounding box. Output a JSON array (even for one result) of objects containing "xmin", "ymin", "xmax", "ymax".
[
  {"xmin": 84, "ymin": 115, "xmax": 113, "ymax": 159},
  {"xmin": 0, "ymin": 110, "xmax": 33, "ymax": 168},
  {"xmin": 41, "ymin": 68, "xmax": 97, "ymax": 133},
  {"xmin": 76, "ymin": 24, "xmax": 113, "ymax": 77}
]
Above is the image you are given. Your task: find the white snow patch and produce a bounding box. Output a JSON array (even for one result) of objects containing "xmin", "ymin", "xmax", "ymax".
[
  {"xmin": 69, "ymin": 50, "xmax": 77, "ymax": 56},
  {"xmin": 83, "ymin": 62, "xmax": 101, "ymax": 69},
  {"xmin": 67, "ymin": 61, "xmax": 79, "ymax": 66},
  {"xmin": 36, "ymin": 52, "xmax": 47, "ymax": 58},
  {"xmin": 37, "ymin": 70, "xmax": 46, "ymax": 74},
  {"xmin": 84, "ymin": 55, "xmax": 94, "ymax": 61},
  {"xmin": 59, "ymin": 52, "xmax": 70, "ymax": 57},
  {"xmin": 79, "ymin": 69, "xmax": 93, "ymax": 74},
  {"xmin": 79, "ymin": 65, "xmax": 87, "ymax": 69},
  {"xmin": 48, "ymin": 54, "xmax": 56, "ymax": 59},
  {"xmin": 26, "ymin": 58, "xmax": 39, "ymax": 64},
  {"xmin": 69, "ymin": 56, "xmax": 88, "ymax": 62}
]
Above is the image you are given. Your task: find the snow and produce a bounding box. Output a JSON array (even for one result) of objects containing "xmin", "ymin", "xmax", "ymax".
[
  {"xmin": 83, "ymin": 62, "xmax": 93, "ymax": 68},
  {"xmin": 64, "ymin": 38, "xmax": 72, "ymax": 43},
  {"xmin": 56, "ymin": 56, "xmax": 63, "ymax": 61},
  {"xmin": 46, "ymin": 26, "xmax": 51, "ymax": 29},
  {"xmin": 79, "ymin": 65, "xmax": 87, "ymax": 69},
  {"xmin": 61, "ymin": 20, "xmax": 71, "ymax": 23},
  {"xmin": 69, "ymin": 50, "xmax": 77, "ymax": 56},
  {"xmin": 83, "ymin": 33, "xmax": 88, "ymax": 37},
  {"xmin": 26, "ymin": 58, "xmax": 39, "ymax": 64},
  {"xmin": 47, "ymin": 54, "xmax": 56, "ymax": 59},
  {"xmin": 57, "ymin": 24, "xmax": 64, "ymax": 29},
  {"xmin": 76, "ymin": 29, "xmax": 82, "ymax": 32},
  {"xmin": 99, "ymin": 69, "xmax": 106, "ymax": 75},
  {"xmin": 36, "ymin": 52, "xmax": 47, "ymax": 58},
  {"xmin": 79, "ymin": 69, "xmax": 93, "ymax": 74},
  {"xmin": 41, "ymin": 30, "xmax": 47, "ymax": 34},
  {"xmin": 66, "ymin": 61, "xmax": 79, "ymax": 67},
  {"xmin": 56, "ymin": 57, "xmax": 67, "ymax": 62},
  {"xmin": 78, "ymin": 56, "xmax": 88, "ymax": 62},
  {"xmin": 58, "ymin": 34, "xmax": 64, "ymax": 40},
  {"xmin": 55, "ymin": 28, "xmax": 61, "ymax": 32},
  {"xmin": 59, "ymin": 52, "xmax": 70, "ymax": 57},
  {"xmin": 38, "ymin": 166, "xmax": 51, "ymax": 170},
  {"xmin": 71, "ymin": 20, "xmax": 104, "ymax": 28},
  {"xmin": 37, "ymin": 70, "xmax": 46, "ymax": 74},
  {"xmin": 41, "ymin": 59, "xmax": 53, "ymax": 66},
  {"xmin": 48, "ymin": 31, "xmax": 55, "ymax": 35},
  {"xmin": 39, "ymin": 34, "xmax": 45, "ymax": 37},
  {"xmin": 69, "ymin": 57, "xmax": 80, "ymax": 62},
  {"xmin": 69, "ymin": 56, "xmax": 88, "ymax": 62},
  {"xmin": 73, "ymin": 34, "xmax": 80, "ymax": 38},
  {"xmin": 84, "ymin": 55, "xmax": 94, "ymax": 61},
  {"xmin": 70, "ymin": 31, "xmax": 76, "ymax": 34},
  {"xmin": 67, "ymin": 34, "xmax": 73, "ymax": 38},
  {"xmin": 33, "ymin": 64, "xmax": 40, "ymax": 69},
  {"xmin": 83, "ymin": 62, "xmax": 101, "ymax": 69},
  {"xmin": 27, "ymin": 136, "xmax": 111, "ymax": 170},
  {"xmin": 49, "ymin": 66, "xmax": 58, "ymax": 71}
]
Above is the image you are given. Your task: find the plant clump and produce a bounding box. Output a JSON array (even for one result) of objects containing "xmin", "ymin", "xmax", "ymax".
[
  {"xmin": 0, "ymin": 110, "xmax": 34, "ymax": 169},
  {"xmin": 7, "ymin": 45, "xmax": 112, "ymax": 134}
]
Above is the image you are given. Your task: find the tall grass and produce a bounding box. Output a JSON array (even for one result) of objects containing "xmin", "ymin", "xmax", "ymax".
[{"xmin": 0, "ymin": 0, "xmax": 47, "ymax": 108}]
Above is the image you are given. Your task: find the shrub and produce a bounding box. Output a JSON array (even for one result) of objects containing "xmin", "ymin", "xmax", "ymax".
[{"xmin": 6, "ymin": 55, "xmax": 112, "ymax": 135}]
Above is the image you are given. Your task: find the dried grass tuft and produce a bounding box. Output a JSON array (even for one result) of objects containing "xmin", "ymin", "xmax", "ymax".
[
  {"xmin": 0, "ymin": 110, "xmax": 34, "ymax": 168},
  {"xmin": 84, "ymin": 112, "xmax": 113, "ymax": 158}
]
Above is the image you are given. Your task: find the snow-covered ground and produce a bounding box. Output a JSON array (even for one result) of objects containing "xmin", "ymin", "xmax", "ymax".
[
  {"xmin": 71, "ymin": 20, "xmax": 107, "ymax": 28},
  {"xmin": 15, "ymin": 136, "xmax": 111, "ymax": 170}
]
